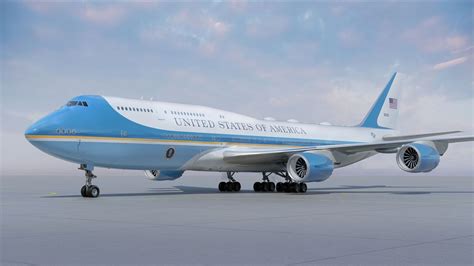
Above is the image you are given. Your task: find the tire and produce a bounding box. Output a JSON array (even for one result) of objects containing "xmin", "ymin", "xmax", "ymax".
[
  {"xmin": 290, "ymin": 183, "xmax": 297, "ymax": 193},
  {"xmin": 300, "ymin": 183, "xmax": 307, "ymax": 193},
  {"xmin": 81, "ymin": 185, "xmax": 87, "ymax": 197},
  {"xmin": 88, "ymin": 185, "xmax": 100, "ymax": 198},
  {"xmin": 233, "ymin": 182, "xmax": 241, "ymax": 192},
  {"xmin": 276, "ymin": 182, "xmax": 283, "ymax": 192},
  {"xmin": 226, "ymin": 182, "xmax": 233, "ymax": 192},
  {"xmin": 295, "ymin": 183, "xmax": 301, "ymax": 193},
  {"xmin": 218, "ymin": 182, "xmax": 226, "ymax": 192},
  {"xmin": 262, "ymin": 182, "xmax": 269, "ymax": 192},
  {"xmin": 269, "ymin": 182, "xmax": 276, "ymax": 192},
  {"xmin": 253, "ymin": 182, "xmax": 261, "ymax": 192},
  {"xmin": 282, "ymin": 183, "xmax": 290, "ymax": 193}
]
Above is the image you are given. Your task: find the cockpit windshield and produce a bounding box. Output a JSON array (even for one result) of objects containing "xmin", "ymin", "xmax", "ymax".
[{"xmin": 66, "ymin": 101, "xmax": 88, "ymax": 107}]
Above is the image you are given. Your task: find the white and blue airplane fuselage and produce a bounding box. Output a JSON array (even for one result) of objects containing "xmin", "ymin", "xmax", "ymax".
[{"xmin": 25, "ymin": 73, "xmax": 473, "ymax": 197}]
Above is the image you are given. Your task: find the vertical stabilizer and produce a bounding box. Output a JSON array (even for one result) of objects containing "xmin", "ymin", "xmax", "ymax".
[{"xmin": 359, "ymin": 72, "xmax": 401, "ymax": 129}]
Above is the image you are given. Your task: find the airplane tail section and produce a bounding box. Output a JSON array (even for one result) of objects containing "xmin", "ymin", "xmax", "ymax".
[{"xmin": 359, "ymin": 72, "xmax": 401, "ymax": 130}]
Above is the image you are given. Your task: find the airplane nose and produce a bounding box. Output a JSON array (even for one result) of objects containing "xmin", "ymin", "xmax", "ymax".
[
  {"xmin": 25, "ymin": 123, "xmax": 39, "ymax": 136},
  {"xmin": 24, "ymin": 111, "xmax": 62, "ymax": 139}
]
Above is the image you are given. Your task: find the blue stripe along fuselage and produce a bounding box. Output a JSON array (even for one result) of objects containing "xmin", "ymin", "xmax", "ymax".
[{"xmin": 25, "ymin": 95, "xmax": 360, "ymax": 170}]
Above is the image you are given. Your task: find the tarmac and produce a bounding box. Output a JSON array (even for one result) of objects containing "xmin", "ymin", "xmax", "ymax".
[{"xmin": 1, "ymin": 173, "xmax": 473, "ymax": 265}]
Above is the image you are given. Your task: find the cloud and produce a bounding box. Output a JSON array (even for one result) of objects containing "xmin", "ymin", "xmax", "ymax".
[
  {"xmin": 32, "ymin": 25, "xmax": 60, "ymax": 40},
  {"xmin": 445, "ymin": 36, "xmax": 469, "ymax": 51},
  {"xmin": 433, "ymin": 56, "xmax": 468, "ymax": 71},
  {"xmin": 338, "ymin": 29, "xmax": 362, "ymax": 47},
  {"xmin": 139, "ymin": 10, "xmax": 230, "ymax": 56},
  {"xmin": 402, "ymin": 16, "xmax": 470, "ymax": 54},
  {"xmin": 208, "ymin": 18, "xmax": 230, "ymax": 36},
  {"xmin": 228, "ymin": 0, "xmax": 247, "ymax": 12},
  {"xmin": 80, "ymin": 5, "xmax": 127, "ymax": 25},
  {"xmin": 245, "ymin": 15, "xmax": 289, "ymax": 38},
  {"xmin": 22, "ymin": 1, "xmax": 56, "ymax": 13}
]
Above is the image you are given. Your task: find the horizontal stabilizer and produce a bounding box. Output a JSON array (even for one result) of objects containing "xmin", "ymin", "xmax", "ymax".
[{"xmin": 382, "ymin": 131, "xmax": 461, "ymax": 141}]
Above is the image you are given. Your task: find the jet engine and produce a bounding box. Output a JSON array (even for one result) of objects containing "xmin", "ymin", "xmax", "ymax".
[
  {"xmin": 287, "ymin": 152, "xmax": 334, "ymax": 182},
  {"xmin": 145, "ymin": 170, "xmax": 184, "ymax": 181},
  {"xmin": 396, "ymin": 142, "xmax": 440, "ymax": 173}
]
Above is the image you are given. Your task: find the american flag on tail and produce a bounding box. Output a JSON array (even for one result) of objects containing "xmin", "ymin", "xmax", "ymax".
[{"xmin": 389, "ymin": 98, "xmax": 398, "ymax": 109}]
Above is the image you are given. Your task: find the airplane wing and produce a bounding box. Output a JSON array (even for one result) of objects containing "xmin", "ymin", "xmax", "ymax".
[
  {"xmin": 381, "ymin": 131, "xmax": 461, "ymax": 141},
  {"xmin": 223, "ymin": 135, "xmax": 474, "ymax": 164}
]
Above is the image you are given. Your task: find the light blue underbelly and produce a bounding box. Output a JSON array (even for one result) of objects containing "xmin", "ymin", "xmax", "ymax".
[{"xmin": 32, "ymin": 140, "xmax": 208, "ymax": 170}]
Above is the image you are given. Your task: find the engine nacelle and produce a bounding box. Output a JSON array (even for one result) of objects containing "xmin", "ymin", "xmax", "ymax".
[
  {"xmin": 145, "ymin": 170, "xmax": 184, "ymax": 181},
  {"xmin": 396, "ymin": 142, "xmax": 440, "ymax": 173},
  {"xmin": 287, "ymin": 152, "xmax": 334, "ymax": 182}
]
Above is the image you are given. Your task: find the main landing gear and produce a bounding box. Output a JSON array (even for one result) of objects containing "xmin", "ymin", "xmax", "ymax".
[
  {"xmin": 79, "ymin": 164, "xmax": 100, "ymax": 198},
  {"xmin": 217, "ymin": 172, "xmax": 308, "ymax": 193},
  {"xmin": 276, "ymin": 182, "xmax": 307, "ymax": 193},
  {"xmin": 253, "ymin": 172, "xmax": 275, "ymax": 192},
  {"xmin": 255, "ymin": 172, "xmax": 307, "ymax": 193},
  {"xmin": 218, "ymin": 172, "xmax": 241, "ymax": 192}
]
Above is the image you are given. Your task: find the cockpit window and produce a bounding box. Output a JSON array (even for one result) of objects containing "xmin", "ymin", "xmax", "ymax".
[{"xmin": 66, "ymin": 101, "xmax": 89, "ymax": 107}]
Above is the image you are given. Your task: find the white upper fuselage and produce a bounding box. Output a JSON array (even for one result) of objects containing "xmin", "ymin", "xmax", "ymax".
[{"xmin": 106, "ymin": 96, "xmax": 396, "ymax": 146}]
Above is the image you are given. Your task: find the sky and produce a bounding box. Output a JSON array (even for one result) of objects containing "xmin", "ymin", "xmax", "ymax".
[{"xmin": 1, "ymin": 1, "xmax": 473, "ymax": 177}]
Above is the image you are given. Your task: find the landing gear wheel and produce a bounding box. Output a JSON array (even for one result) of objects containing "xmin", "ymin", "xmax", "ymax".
[
  {"xmin": 299, "ymin": 183, "xmax": 307, "ymax": 193},
  {"xmin": 80, "ymin": 165, "xmax": 99, "ymax": 198},
  {"xmin": 253, "ymin": 182, "xmax": 262, "ymax": 192},
  {"xmin": 86, "ymin": 185, "xmax": 100, "ymax": 198},
  {"xmin": 269, "ymin": 182, "xmax": 276, "ymax": 192},
  {"xmin": 262, "ymin": 182, "xmax": 269, "ymax": 192},
  {"xmin": 226, "ymin": 182, "xmax": 234, "ymax": 192},
  {"xmin": 290, "ymin": 183, "xmax": 297, "ymax": 193},
  {"xmin": 218, "ymin": 182, "xmax": 226, "ymax": 192},
  {"xmin": 81, "ymin": 185, "xmax": 87, "ymax": 197},
  {"xmin": 232, "ymin": 182, "xmax": 241, "ymax": 192}
]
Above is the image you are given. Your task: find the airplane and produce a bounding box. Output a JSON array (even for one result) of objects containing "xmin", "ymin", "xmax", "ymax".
[{"xmin": 25, "ymin": 73, "xmax": 473, "ymax": 198}]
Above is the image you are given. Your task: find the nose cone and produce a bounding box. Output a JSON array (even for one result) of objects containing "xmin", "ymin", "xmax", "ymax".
[
  {"xmin": 25, "ymin": 119, "xmax": 48, "ymax": 144},
  {"xmin": 24, "ymin": 110, "xmax": 65, "ymax": 140},
  {"xmin": 25, "ymin": 123, "xmax": 40, "ymax": 136}
]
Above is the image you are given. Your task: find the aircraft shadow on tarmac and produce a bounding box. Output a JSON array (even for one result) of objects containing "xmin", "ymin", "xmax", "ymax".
[{"xmin": 41, "ymin": 185, "xmax": 474, "ymax": 198}]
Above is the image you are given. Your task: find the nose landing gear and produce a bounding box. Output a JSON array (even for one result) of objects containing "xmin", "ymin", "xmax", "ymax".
[{"xmin": 79, "ymin": 164, "xmax": 100, "ymax": 198}]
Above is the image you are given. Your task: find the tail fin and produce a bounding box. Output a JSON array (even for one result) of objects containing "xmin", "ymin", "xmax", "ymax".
[{"xmin": 359, "ymin": 72, "xmax": 401, "ymax": 129}]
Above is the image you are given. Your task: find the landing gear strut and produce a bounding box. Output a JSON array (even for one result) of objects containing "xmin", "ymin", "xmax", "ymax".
[
  {"xmin": 253, "ymin": 172, "xmax": 276, "ymax": 192},
  {"xmin": 79, "ymin": 164, "xmax": 100, "ymax": 198},
  {"xmin": 218, "ymin": 172, "xmax": 241, "ymax": 192}
]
